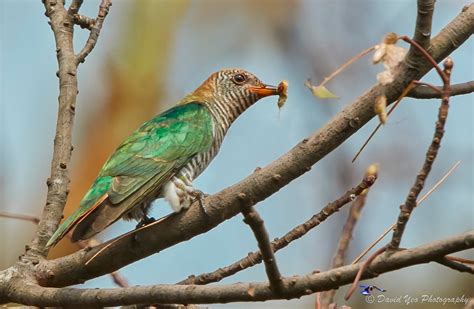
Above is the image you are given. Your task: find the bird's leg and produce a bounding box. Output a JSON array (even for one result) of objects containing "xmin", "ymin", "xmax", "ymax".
[{"xmin": 135, "ymin": 215, "xmax": 156, "ymax": 229}]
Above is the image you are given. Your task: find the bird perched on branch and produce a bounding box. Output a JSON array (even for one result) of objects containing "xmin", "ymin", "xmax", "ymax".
[{"xmin": 47, "ymin": 68, "xmax": 282, "ymax": 247}]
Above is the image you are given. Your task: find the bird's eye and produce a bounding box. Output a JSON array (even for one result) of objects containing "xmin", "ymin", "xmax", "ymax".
[{"xmin": 232, "ymin": 73, "xmax": 247, "ymax": 85}]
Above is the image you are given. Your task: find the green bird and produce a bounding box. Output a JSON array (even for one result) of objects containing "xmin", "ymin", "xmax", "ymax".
[{"xmin": 47, "ymin": 68, "xmax": 281, "ymax": 247}]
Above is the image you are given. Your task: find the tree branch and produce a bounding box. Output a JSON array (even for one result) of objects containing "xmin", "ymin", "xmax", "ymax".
[
  {"xmin": 408, "ymin": 81, "xmax": 474, "ymax": 99},
  {"xmin": 27, "ymin": 0, "xmax": 80, "ymax": 258},
  {"xmin": 35, "ymin": 4, "xmax": 474, "ymax": 287},
  {"xmin": 320, "ymin": 165, "xmax": 374, "ymax": 307},
  {"xmin": 0, "ymin": 211, "xmax": 40, "ymax": 224},
  {"xmin": 436, "ymin": 257, "xmax": 474, "ymax": 274},
  {"xmin": 241, "ymin": 206, "xmax": 284, "ymax": 294},
  {"xmin": 404, "ymin": 0, "xmax": 435, "ymax": 70},
  {"xmin": 75, "ymin": 0, "xmax": 111, "ymax": 64},
  {"xmin": 9, "ymin": 232, "xmax": 474, "ymax": 306},
  {"xmin": 389, "ymin": 57, "xmax": 453, "ymax": 251}
]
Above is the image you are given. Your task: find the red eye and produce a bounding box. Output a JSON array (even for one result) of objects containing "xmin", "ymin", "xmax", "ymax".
[{"xmin": 232, "ymin": 73, "xmax": 247, "ymax": 84}]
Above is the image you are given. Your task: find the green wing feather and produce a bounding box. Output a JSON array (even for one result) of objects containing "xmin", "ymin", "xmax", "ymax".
[{"xmin": 46, "ymin": 102, "xmax": 214, "ymax": 247}]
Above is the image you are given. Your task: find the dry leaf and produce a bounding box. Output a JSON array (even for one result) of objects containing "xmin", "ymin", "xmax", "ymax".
[{"xmin": 304, "ymin": 79, "xmax": 339, "ymax": 99}]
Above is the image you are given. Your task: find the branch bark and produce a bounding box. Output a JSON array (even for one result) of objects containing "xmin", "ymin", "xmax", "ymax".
[
  {"xmin": 36, "ymin": 4, "xmax": 474, "ymax": 287},
  {"xmin": 28, "ymin": 0, "xmax": 80, "ymax": 259},
  {"xmin": 408, "ymin": 81, "xmax": 474, "ymax": 99}
]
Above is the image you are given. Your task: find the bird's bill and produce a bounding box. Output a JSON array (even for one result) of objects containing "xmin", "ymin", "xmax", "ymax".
[{"xmin": 248, "ymin": 84, "xmax": 280, "ymax": 97}]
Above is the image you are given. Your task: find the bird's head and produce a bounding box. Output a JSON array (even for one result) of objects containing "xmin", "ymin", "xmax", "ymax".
[{"xmin": 186, "ymin": 69, "xmax": 280, "ymax": 118}]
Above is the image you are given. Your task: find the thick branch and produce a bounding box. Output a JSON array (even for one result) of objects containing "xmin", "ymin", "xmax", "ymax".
[
  {"xmin": 241, "ymin": 206, "xmax": 284, "ymax": 294},
  {"xmin": 10, "ymin": 232, "xmax": 474, "ymax": 306},
  {"xmin": 37, "ymin": 4, "xmax": 474, "ymax": 287},
  {"xmin": 408, "ymin": 81, "xmax": 474, "ymax": 99}
]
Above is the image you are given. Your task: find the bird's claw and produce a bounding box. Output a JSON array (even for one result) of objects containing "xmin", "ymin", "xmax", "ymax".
[
  {"xmin": 190, "ymin": 190, "xmax": 209, "ymax": 214},
  {"xmin": 135, "ymin": 215, "xmax": 156, "ymax": 229}
]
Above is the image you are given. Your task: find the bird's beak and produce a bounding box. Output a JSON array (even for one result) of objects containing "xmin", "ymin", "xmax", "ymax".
[{"xmin": 249, "ymin": 84, "xmax": 280, "ymax": 98}]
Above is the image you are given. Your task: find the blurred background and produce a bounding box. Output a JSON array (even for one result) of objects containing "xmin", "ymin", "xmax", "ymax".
[{"xmin": 1, "ymin": 0, "xmax": 472, "ymax": 308}]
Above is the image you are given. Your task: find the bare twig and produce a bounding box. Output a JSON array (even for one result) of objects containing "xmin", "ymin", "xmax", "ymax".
[
  {"xmin": 320, "ymin": 165, "xmax": 377, "ymax": 306},
  {"xmin": 76, "ymin": 0, "xmax": 112, "ymax": 64},
  {"xmin": 445, "ymin": 255, "xmax": 474, "ymax": 265},
  {"xmin": 306, "ymin": 46, "xmax": 376, "ymax": 90},
  {"xmin": 72, "ymin": 14, "xmax": 96, "ymax": 30},
  {"xmin": 241, "ymin": 206, "xmax": 284, "ymax": 294},
  {"xmin": 389, "ymin": 57, "xmax": 453, "ymax": 251},
  {"xmin": 351, "ymin": 81, "xmax": 416, "ymax": 163},
  {"xmin": 400, "ymin": 36, "xmax": 448, "ymax": 83},
  {"xmin": 0, "ymin": 211, "xmax": 40, "ymax": 224},
  {"xmin": 352, "ymin": 161, "xmax": 460, "ymax": 264},
  {"xmin": 408, "ymin": 81, "xmax": 474, "ymax": 99},
  {"xmin": 345, "ymin": 246, "xmax": 387, "ymax": 300},
  {"xmin": 436, "ymin": 257, "xmax": 474, "ymax": 274},
  {"xmin": 75, "ymin": 239, "xmax": 129, "ymax": 288},
  {"xmin": 178, "ymin": 173, "xmax": 377, "ymax": 285},
  {"xmin": 320, "ymin": 190, "xmax": 369, "ymax": 306}
]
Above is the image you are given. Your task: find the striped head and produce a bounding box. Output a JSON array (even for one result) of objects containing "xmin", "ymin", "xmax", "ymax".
[{"xmin": 188, "ymin": 68, "xmax": 280, "ymax": 124}]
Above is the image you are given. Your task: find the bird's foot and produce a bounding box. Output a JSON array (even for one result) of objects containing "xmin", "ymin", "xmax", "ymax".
[
  {"xmin": 189, "ymin": 189, "xmax": 210, "ymax": 214},
  {"xmin": 135, "ymin": 215, "xmax": 156, "ymax": 229}
]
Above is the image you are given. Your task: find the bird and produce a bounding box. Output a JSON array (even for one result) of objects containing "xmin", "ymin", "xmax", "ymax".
[{"xmin": 46, "ymin": 68, "xmax": 281, "ymax": 247}]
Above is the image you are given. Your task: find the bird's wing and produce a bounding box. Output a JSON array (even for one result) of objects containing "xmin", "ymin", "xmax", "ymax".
[{"xmin": 46, "ymin": 103, "xmax": 214, "ymax": 247}]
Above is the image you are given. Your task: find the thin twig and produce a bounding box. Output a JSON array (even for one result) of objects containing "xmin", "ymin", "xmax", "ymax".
[
  {"xmin": 0, "ymin": 211, "xmax": 40, "ymax": 224},
  {"xmin": 178, "ymin": 173, "xmax": 377, "ymax": 285},
  {"xmin": 445, "ymin": 255, "xmax": 474, "ymax": 265},
  {"xmin": 436, "ymin": 257, "xmax": 474, "ymax": 274},
  {"xmin": 408, "ymin": 81, "xmax": 474, "ymax": 99},
  {"xmin": 412, "ymin": 80, "xmax": 442, "ymax": 94},
  {"xmin": 389, "ymin": 58, "xmax": 453, "ymax": 251},
  {"xmin": 315, "ymin": 46, "xmax": 377, "ymax": 88},
  {"xmin": 72, "ymin": 13, "xmax": 95, "ymax": 30},
  {"xmin": 76, "ymin": 239, "xmax": 129, "ymax": 288},
  {"xmin": 352, "ymin": 161, "xmax": 460, "ymax": 264},
  {"xmin": 345, "ymin": 246, "xmax": 387, "ymax": 300},
  {"xmin": 400, "ymin": 36, "xmax": 448, "ymax": 83},
  {"xmin": 351, "ymin": 81, "xmax": 416, "ymax": 163},
  {"xmin": 320, "ymin": 194, "xmax": 368, "ymax": 306},
  {"xmin": 67, "ymin": 0, "xmax": 83, "ymax": 16},
  {"xmin": 76, "ymin": 0, "xmax": 112, "ymax": 64},
  {"xmin": 241, "ymin": 206, "xmax": 284, "ymax": 294},
  {"xmin": 320, "ymin": 166, "xmax": 376, "ymax": 306}
]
